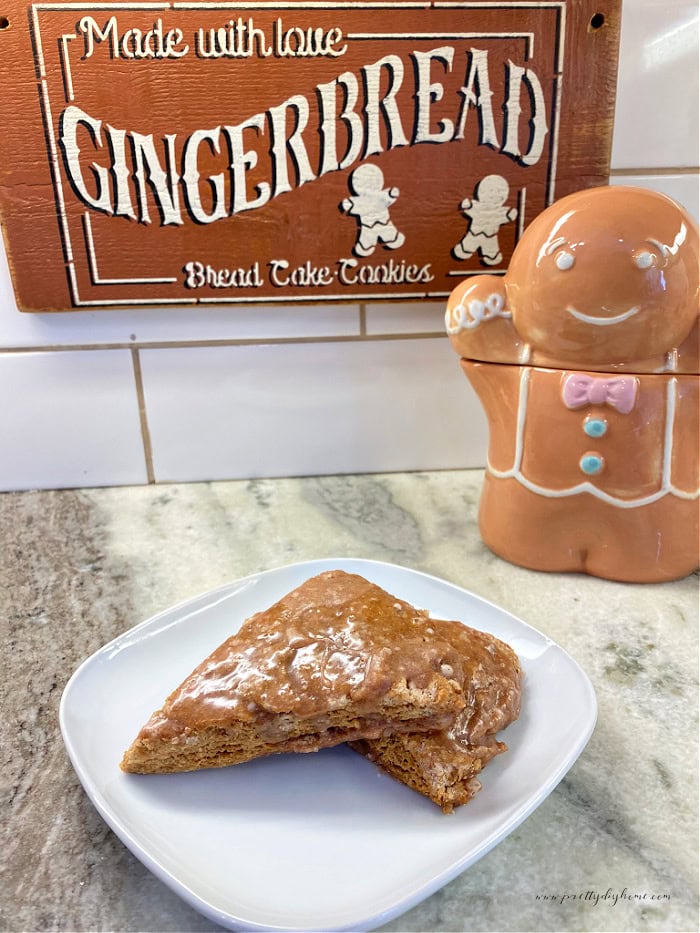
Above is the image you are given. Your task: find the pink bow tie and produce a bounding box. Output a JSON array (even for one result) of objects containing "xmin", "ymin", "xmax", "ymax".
[{"xmin": 562, "ymin": 374, "xmax": 638, "ymax": 414}]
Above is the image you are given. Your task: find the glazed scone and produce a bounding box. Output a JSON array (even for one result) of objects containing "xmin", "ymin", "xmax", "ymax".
[
  {"xmin": 121, "ymin": 571, "xmax": 467, "ymax": 774},
  {"xmin": 350, "ymin": 619, "xmax": 521, "ymax": 812}
]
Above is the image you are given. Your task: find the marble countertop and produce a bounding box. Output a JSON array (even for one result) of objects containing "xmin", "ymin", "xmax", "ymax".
[{"xmin": 1, "ymin": 470, "xmax": 698, "ymax": 932}]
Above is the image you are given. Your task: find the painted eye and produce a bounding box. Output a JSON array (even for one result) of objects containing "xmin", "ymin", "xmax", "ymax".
[
  {"xmin": 555, "ymin": 250, "xmax": 575, "ymax": 271},
  {"xmin": 635, "ymin": 250, "xmax": 654, "ymax": 269}
]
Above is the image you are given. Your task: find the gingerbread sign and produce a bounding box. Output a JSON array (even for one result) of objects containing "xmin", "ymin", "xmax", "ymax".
[{"xmin": 0, "ymin": 0, "xmax": 621, "ymax": 311}]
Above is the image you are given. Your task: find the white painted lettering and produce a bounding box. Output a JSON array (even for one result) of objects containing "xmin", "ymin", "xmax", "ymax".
[
  {"xmin": 413, "ymin": 46, "xmax": 455, "ymax": 144},
  {"xmin": 455, "ymin": 48, "xmax": 498, "ymax": 148}
]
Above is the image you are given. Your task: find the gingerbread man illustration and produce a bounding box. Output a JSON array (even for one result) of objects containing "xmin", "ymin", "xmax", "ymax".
[
  {"xmin": 341, "ymin": 164, "xmax": 405, "ymax": 257},
  {"xmin": 445, "ymin": 186, "xmax": 699, "ymax": 582},
  {"xmin": 453, "ymin": 174, "xmax": 517, "ymax": 266}
]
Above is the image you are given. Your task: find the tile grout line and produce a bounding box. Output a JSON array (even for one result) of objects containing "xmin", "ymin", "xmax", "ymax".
[
  {"xmin": 0, "ymin": 331, "xmax": 447, "ymax": 354},
  {"xmin": 130, "ymin": 346, "xmax": 156, "ymax": 485},
  {"xmin": 609, "ymin": 166, "xmax": 700, "ymax": 176}
]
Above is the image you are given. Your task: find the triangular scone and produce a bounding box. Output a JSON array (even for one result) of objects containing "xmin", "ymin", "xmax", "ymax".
[
  {"xmin": 121, "ymin": 570, "xmax": 466, "ymax": 774},
  {"xmin": 350, "ymin": 619, "xmax": 522, "ymax": 812}
]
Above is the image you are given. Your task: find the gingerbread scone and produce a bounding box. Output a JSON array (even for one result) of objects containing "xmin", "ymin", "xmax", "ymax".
[
  {"xmin": 351, "ymin": 619, "xmax": 521, "ymax": 812},
  {"xmin": 121, "ymin": 571, "xmax": 466, "ymax": 774}
]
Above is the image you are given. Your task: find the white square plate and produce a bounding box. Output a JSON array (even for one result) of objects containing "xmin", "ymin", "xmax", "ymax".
[{"xmin": 60, "ymin": 558, "xmax": 597, "ymax": 931}]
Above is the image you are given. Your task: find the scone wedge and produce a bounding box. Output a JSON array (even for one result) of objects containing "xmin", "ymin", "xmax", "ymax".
[
  {"xmin": 121, "ymin": 570, "xmax": 466, "ymax": 774},
  {"xmin": 350, "ymin": 619, "xmax": 522, "ymax": 812}
]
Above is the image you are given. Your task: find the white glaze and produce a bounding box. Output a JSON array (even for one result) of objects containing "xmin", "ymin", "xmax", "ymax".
[
  {"xmin": 486, "ymin": 368, "xmax": 699, "ymax": 507},
  {"xmin": 555, "ymin": 249, "xmax": 575, "ymax": 270},
  {"xmin": 445, "ymin": 292, "xmax": 511, "ymax": 334},
  {"xmin": 565, "ymin": 306, "xmax": 640, "ymax": 326}
]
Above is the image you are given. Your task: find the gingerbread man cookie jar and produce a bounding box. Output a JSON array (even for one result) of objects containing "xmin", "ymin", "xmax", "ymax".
[{"xmin": 445, "ymin": 186, "xmax": 699, "ymax": 583}]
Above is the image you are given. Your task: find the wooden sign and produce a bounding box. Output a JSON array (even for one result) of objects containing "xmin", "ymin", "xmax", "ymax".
[{"xmin": 0, "ymin": 0, "xmax": 621, "ymax": 311}]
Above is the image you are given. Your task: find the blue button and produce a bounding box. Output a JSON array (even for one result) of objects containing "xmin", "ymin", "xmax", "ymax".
[
  {"xmin": 580, "ymin": 454, "xmax": 604, "ymax": 475},
  {"xmin": 584, "ymin": 418, "xmax": 608, "ymax": 438}
]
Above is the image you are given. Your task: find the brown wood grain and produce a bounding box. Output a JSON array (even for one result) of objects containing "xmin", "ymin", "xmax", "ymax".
[{"xmin": 0, "ymin": 0, "xmax": 621, "ymax": 311}]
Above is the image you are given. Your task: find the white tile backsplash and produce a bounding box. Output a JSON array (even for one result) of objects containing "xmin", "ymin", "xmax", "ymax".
[
  {"xmin": 364, "ymin": 302, "xmax": 446, "ymax": 336},
  {"xmin": 0, "ymin": 350, "xmax": 147, "ymax": 491},
  {"xmin": 139, "ymin": 339, "xmax": 486, "ymax": 482},
  {"xmin": 612, "ymin": 0, "xmax": 699, "ymax": 169},
  {"xmin": 0, "ymin": 0, "xmax": 698, "ymax": 490},
  {"xmin": 610, "ymin": 172, "xmax": 699, "ymax": 221}
]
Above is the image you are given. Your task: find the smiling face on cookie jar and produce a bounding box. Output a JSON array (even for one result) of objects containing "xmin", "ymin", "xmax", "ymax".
[{"xmin": 505, "ymin": 186, "xmax": 700, "ymax": 366}]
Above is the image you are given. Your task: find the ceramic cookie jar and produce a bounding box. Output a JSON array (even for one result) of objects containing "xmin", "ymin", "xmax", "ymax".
[{"xmin": 445, "ymin": 185, "xmax": 699, "ymax": 583}]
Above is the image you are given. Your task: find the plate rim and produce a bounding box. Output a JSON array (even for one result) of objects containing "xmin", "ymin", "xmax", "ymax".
[{"xmin": 59, "ymin": 556, "xmax": 598, "ymax": 932}]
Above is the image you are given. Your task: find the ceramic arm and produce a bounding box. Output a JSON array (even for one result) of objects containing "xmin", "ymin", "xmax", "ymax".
[{"xmin": 445, "ymin": 276, "xmax": 528, "ymax": 363}]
